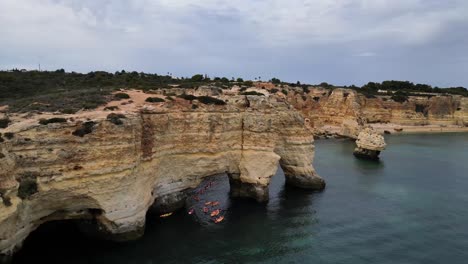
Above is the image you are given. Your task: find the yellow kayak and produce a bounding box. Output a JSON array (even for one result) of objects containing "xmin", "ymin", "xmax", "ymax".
[{"xmin": 159, "ymin": 212, "xmax": 173, "ymax": 218}]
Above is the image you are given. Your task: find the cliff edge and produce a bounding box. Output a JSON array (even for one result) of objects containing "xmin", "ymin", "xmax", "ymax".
[{"xmin": 0, "ymin": 92, "xmax": 324, "ymax": 257}]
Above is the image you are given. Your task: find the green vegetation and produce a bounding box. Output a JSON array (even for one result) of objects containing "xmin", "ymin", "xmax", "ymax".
[
  {"xmin": 104, "ymin": 106, "xmax": 119, "ymax": 111},
  {"xmin": 177, "ymin": 94, "xmax": 197, "ymax": 101},
  {"xmin": 0, "ymin": 70, "xmax": 220, "ymax": 113},
  {"xmin": 145, "ymin": 97, "xmax": 165, "ymax": 103},
  {"xmin": 243, "ymin": 81, "xmax": 253, "ymax": 87},
  {"xmin": 4, "ymin": 132, "xmax": 14, "ymax": 139},
  {"xmin": 270, "ymin": 88, "xmax": 279, "ymax": 94},
  {"xmin": 114, "ymin": 93, "xmax": 130, "ymax": 99},
  {"xmin": 107, "ymin": 113, "xmax": 126, "ymax": 125},
  {"xmin": 282, "ymin": 89, "xmax": 288, "ymax": 95},
  {"xmin": 0, "ymin": 117, "xmax": 10, "ymax": 128},
  {"xmin": 271, "ymin": 78, "xmax": 281, "ymax": 84},
  {"xmin": 191, "ymin": 74, "xmax": 205, "ymax": 82},
  {"xmin": 18, "ymin": 175, "xmax": 38, "ymax": 200},
  {"xmin": 1, "ymin": 70, "xmax": 466, "ymax": 115},
  {"xmin": 359, "ymin": 81, "xmax": 468, "ymax": 97},
  {"xmin": 390, "ymin": 91, "xmax": 409, "ymax": 103},
  {"xmin": 197, "ymin": 96, "xmax": 226, "ymax": 105},
  {"xmin": 72, "ymin": 121, "xmax": 96, "ymax": 137},
  {"xmin": 39, "ymin": 117, "xmax": 67, "ymax": 125},
  {"xmin": 241, "ymin": 91, "xmax": 265, "ymax": 96}
]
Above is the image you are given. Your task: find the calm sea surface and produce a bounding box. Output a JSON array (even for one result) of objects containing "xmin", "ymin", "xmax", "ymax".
[{"xmin": 13, "ymin": 133, "xmax": 468, "ymax": 264}]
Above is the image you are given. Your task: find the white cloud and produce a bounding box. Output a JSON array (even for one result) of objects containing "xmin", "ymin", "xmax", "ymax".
[
  {"xmin": 354, "ymin": 52, "xmax": 377, "ymax": 57},
  {"xmin": 0, "ymin": 0, "xmax": 467, "ymax": 86}
]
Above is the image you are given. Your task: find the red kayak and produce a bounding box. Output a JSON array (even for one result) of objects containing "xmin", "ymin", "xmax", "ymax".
[{"xmin": 210, "ymin": 209, "xmax": 220, "ymax": 217}]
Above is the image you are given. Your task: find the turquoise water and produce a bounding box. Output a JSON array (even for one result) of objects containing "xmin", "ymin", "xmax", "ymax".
[{"xmin": 13, "ymin": 133, "xmax": 468, "ymax": 263}]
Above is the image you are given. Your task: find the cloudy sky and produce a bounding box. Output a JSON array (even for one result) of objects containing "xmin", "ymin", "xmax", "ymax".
[{"xmin": 1, "ymin": 0, "xmax": 467, "ymax": 87}]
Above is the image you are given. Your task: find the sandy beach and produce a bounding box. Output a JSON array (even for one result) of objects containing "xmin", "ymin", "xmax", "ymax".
[{"xmin": 370, "ymin": 123, "xmax": 468, "ymax": 134}]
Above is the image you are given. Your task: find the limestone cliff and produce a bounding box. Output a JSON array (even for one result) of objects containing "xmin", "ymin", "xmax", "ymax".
[
  {"xmin": 287, "ymin": 88, "xmax": 468, "ymax": 137},
  {"xmin": 0, "ymin": 94, "xmax": 324, "ymax": 257}
]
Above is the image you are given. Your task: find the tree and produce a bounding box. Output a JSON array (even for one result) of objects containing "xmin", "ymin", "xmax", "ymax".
[
  {"xmin": 220, "ymin": 77, "xmax": 230, "ymax": 83},
  {"xmin": 191, "ymin": 74, "xmax": 204, "ymax": 82},
  {"xmin": 271, "ymin": 78, "xmax": 281, "ymax": 84},
  {"xmin": 319, "ymin": 82, "xmax": 332, "ymax": 88},
  {"xmin": 243, "ymin": 80, "xmax": 253, "ymax": 87},
  {"xmin": 391, "ymin": 91, "xmax": 409, "ymax": 103},
  {"xmin": 237, "ymin": 78, "xmax": 244, "ymax": 82}
]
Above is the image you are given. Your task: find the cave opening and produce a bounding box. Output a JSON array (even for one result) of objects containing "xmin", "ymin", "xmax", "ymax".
[{"xmin": 11, "ymin": 218, "xmax": 118, "ymax": 264}]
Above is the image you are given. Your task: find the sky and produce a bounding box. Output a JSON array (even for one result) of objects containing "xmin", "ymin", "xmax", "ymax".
[{"xmin": 1, "ymin": 0, "xmax": 467, "ymax": 87}]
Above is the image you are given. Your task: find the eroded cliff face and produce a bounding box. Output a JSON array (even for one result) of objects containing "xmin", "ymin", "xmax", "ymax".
[
  {"xmin": 0, "ymin": 95, "xmax": 324, "ymax": 256},
  {"xmin": 287, "ymin": 88, "xmax": 468, "ymax": 136}
]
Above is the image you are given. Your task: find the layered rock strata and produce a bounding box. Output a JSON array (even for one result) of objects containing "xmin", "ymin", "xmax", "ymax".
[
  {"xmin": 353, "ymin": 127, "xmax": 387, "ymax": 160},
  {"xmin": 0, "ymin": 95, "xmax": 324, "ymax": 257},
  {"xmin": 286, "ymin": 88, "xmax": 468, "ymax": 137}
]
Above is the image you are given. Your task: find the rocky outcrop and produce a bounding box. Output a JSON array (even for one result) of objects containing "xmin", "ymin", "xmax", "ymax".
[
  {"xmin": 0, "ymin": 95, "xmax": 324, "ymax": 257},
  {"xmin": 353, "ymin": 127, "xmax": 386, "ymax": 160}
]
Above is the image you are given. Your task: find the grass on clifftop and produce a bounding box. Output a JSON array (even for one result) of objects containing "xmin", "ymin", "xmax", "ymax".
[{"xmin": 1, "ymin": 70, "xmax": 466, "ymax": 114}]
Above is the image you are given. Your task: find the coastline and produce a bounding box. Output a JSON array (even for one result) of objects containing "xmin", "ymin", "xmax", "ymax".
[
  {"xmin": 370, "ymin": 124, "xmax": 468, "ymax": 135},
  {"xmin": 314, "ymin": 123, "xmax": 468, "ymax": 140}
]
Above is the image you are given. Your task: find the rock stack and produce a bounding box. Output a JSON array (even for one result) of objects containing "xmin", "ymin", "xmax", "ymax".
[{"xmin": 353, "ymin": 127, "xmax": 386, "ymax": 160}]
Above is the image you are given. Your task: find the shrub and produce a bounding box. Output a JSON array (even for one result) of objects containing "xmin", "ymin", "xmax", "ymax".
[
  {"xmin": 0, "ymin": 118, "xmax": 10, "ymax": 128},
  {"xmin": 192, "ymin": 104, "xmax": 199, "ymax": 109},
  {"xmin": 104, "ymin": 106, "xmax": 119, "ymax": 111},
  {"xmin": 313, "ymin": 97, "xmax": 320, "ymax": 102},
  {"xmin": 271, "ymin": 78, "xmax": 281, "ymax": 84},
  {"xmin": 114, "ymin": 93, "xmax": 130, "ymax": 99},
  {"xmin": 243, "ymin": 81, "xmax": 253, "ymax": 87},
  {"xmin": 241, "ymin": 91, "xmax": 265, "ymax": 96},
  {"xmin": 177, "ymin": 94, "xmax": 198, "ymax": 101},
  {"xmin": 391, "ymin": 91, "xmax": 409, "ymax": 103},
  {"xmin": 61, "ymin": 108, "xmax": 76, "ymax": 114},
  {"xmin": 145, "ymin": 97, "xmax": 165, "ymax": 103},
  {"xmin": 18, "ymin": 177, "xmax": 38, "ymax": 200},
  {"xmin": 72, "ymin": 121, "xmax": 96, "ymax": 137},
  {"xmin": 39, "ymin": 117, "xmax": 67, "ymax": 125},
  {"xmin": 0, "ymin": 192, "xmax": 11, "ymax": 206},
  {"xmin": 282, "ymin": 89, "xmax": 288, "ymax": 95},
  {"xmin": 191, "ymin": 74, "xmax": 204, "ymax": 82},
  {"xmin": 197, "ymin": 96, "xmax": 226, "ymax": 105},
  {"xmin": 107, "ymin": 113, "xmax": 126, "ymax": 125},
  {"xmin": 236, "ymin": 78, "xmax": 244, "ymax": 82},
  {"xmin": 4, "ymin": 132, "xmax": 14, "ymax": 139},
  {"xmin": 302, "ymin": 86, "xmax": 310, "ymax": 94},
  {"xmin": 270, "ymin": 88, "xmax": 279, "ymax": 94}
]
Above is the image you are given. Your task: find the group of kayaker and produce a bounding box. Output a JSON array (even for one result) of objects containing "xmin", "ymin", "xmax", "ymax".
[
  {"xmin": 160, "ymin": 179, "xmax": 225, "ymax": 223},
  {"xmin": 188, "ymin": 180, "xmax": 225, "ymax": 223}
]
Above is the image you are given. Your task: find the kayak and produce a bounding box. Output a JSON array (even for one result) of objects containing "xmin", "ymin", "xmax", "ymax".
[
  {"xmin": 188, "ymin": 208, "xmax": 194, "ymax": 215},
  {"xmin": 210, "ymin": 209, "xmax": 220, "ymax": 217},
  {"xmin": 203, "ymin": 207, "xmax": 209, "ymax": 213},
  {"xmin": 211, "ymin": 201, "xmax": 220, "ymax": 206},
  {"xmin": 214, "ymin": 216, "xmax": 224, "ymax": 223},
  {"xmin": 160, "ymin": 212, "xmax": 173, "ymax": 218},
  {"xmin": 205, "ymin": 201, "xmax": 213, "ymax": 206}
]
